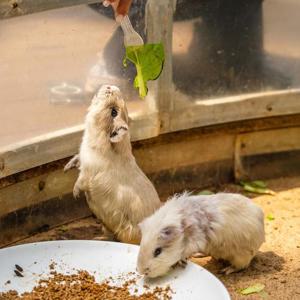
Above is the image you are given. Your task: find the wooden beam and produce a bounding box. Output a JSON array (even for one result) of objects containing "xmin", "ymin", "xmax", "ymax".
[
  {"xmin": 0, "ymin": 112, "xmax": 160, "ymax": 179},
  {"xmin": 2, "ymin": 123, "xmax": 300, "ymax": 220},
  {"xmin": 0, "ymin": 0, "xmax": 100, "ymax": 19},
  {"xmin": 237, "ymin": 127, "xmax": 300, "ymax": 156},
  {"xmin": 168, "ymin": 89, "xmax": 300, "ymax": 133},
  {"xmin": 0, "ymin": 168, "xmax": 78, "ymax": 216}
]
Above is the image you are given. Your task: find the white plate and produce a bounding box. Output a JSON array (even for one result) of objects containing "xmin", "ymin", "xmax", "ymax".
[{"xmin": 0, "ymin": 240, "xmax": 230, "ymax": 300}]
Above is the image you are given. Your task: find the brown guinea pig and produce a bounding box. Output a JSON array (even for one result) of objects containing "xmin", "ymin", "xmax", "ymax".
[{"xmin": 66, "ymin": 85, "xmax": 161, "ymax": 244}]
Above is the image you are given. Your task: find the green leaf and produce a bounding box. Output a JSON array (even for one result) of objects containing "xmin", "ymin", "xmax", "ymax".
[
  {"xmin": 251, "ymin": 180, "xmax": 267, "ymax": 188},
  {"xmin": 239, "ymin": 283, "xmax": 265, "ymax": 295},
  {"xmin": 124, "ymin": 44, "xmax": 164, "ymax": 98},
  {"xmin": 240, "ymin": 181, "xmax": 275, "ymax": 195},
  {"xmin": 122, "ymin": 57, "xmax": 128, "ymax": 67},
  {"xmin": 266, "ymin": 213, "xmax": 275, "ymax": 221},
  {"xmin": 57, "ymin": 226, "xmax": 68, "ymax": 232},
  {"xmin": 197, "ymin": 190, "xmax": 214, "ymax": 195}
]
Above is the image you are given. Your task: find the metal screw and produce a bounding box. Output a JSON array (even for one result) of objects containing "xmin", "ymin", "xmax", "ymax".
[
  {"xmin": 266, "ymin": 105, "xmax": 273, "ymax": 111},
  {"xmin": 38, "ymin": 181, "xmax": 46, "ymax": 191}
]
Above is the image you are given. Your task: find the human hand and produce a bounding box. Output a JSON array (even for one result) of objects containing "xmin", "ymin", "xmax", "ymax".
[{"xmin": 103, "ymin": 0, "xmax": 133, "ymax": 22}]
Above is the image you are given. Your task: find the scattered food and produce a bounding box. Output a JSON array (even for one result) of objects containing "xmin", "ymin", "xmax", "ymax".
[
  {"xmin": 239, "ymin": 283, "xmax": 265, "ymax": 295},
  {"xmin": 240, "ymin": 181, "xmax": 275, "ymax": 195},
  {"xmin": 14, "ymin": 265, "xmax": 23, "ymax": 272},
  {"xmin": 13, "ymin": 270, "xmax": 23, "ymax": 278},
  {"xmin": 49, "ymin": 262, "xmax": 56, "ymax": 270},
  {"xmin": 1, "ymin": 270, "xmax": 172, "ymax": 300}
]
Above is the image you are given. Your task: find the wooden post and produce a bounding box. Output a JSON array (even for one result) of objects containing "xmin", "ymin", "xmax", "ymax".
[{"xmin": 145, "ymin": 0, "xmax": 176, "ymax": 132}]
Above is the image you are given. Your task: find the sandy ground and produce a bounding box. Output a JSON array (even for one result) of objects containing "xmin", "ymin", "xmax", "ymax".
[{"xmin": 13, "ymin": 176, "xmax": 300, "ymax": 300}]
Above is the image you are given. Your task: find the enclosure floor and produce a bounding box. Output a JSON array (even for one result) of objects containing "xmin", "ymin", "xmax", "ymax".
[{"xmin": 13, "ymin": 176, "xmax": 300, "ymax": 300}]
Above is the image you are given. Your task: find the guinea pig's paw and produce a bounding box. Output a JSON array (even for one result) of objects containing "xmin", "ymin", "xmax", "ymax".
[
  {"xmin": 178, "ymin": 259, "xmax": 188, "ymax": 268},
  {"xmin": 93, "ymin": 228, "xmax": 116, "ymax": 241},
  {"xmin": 172, "ymin": 259, "xmax": 187, "ymax": 269},
  {"xmin": 64, "ymin": 155, "xmax": 80, "ymax": 172},
  {"xmin": 219, "ymin": 266, "xmax": 238, "ymax": 275},
  {"xmin": 73, "ymin": 185, "xmax": 82, "ymax": 199}
]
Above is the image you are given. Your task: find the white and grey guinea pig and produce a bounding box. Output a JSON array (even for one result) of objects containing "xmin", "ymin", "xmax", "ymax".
[{"xmin": 137, "ymin": 192, "xmax": 265, "ymax": 278}]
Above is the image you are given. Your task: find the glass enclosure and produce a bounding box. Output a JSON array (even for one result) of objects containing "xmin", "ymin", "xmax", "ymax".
[
  {"xmin": 0, "ymin": 1, "xmax": 147, "ymax": 147},
  {"xmin": 173, "ymin": 0, "xmax": 300, "ymax": 100},
  {"xmin": 1, "ymin": 0, "xmax": 300, "ymax": 150}
]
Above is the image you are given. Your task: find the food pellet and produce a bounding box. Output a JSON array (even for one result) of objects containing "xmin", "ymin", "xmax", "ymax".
[
  {"xmin": 0, "ymin": 270, "xmax": 172, "ymax": 300},
  {"xmin": 15, "ymin": 265, "xmax": 23, "ymax": 273},
  {"xmin": 13, "ymin": 270, "xmax": 23, "ymax": 278}
]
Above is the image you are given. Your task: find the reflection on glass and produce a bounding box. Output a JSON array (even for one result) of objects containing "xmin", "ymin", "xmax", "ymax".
[
  {"xmin": 0, "ymin": 1, "xmax": 147, "ymax": 147},
  {"xmin": 173, "ymin": 0, "xmax": 300, "ymax": 99}
]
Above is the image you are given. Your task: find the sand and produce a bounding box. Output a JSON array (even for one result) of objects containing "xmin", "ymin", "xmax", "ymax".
[{"xmin": 9, "ymin": 176, "xmax": 300, "ymax": 300}]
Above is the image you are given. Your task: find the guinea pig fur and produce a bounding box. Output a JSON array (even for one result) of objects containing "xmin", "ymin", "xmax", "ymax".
[
  {"xmin": 137, "ymin": 192, "xmax": 265, "ymax": 277},
  {"xmin": 68, "ymin": 85, "xmax": 161, "ymax": 244}
]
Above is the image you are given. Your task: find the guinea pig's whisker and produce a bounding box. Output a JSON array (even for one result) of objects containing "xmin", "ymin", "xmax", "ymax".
[
  {"xmin": 110, "ymin": 131, "xmax": 118, "ymax": 138},
  {"xmin": 110, "ymin": 126, "xmax": 128, "ymax": 138}
]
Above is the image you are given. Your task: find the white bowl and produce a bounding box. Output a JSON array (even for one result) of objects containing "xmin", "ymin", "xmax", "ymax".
[{"xmin": 0, "ymin": 240, "xmax": 230, "ymax": 300}]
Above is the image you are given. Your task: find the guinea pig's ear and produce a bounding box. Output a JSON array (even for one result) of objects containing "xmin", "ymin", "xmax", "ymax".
[{"xmin": 159, "ymin": 226, "xmax": 181, "ymax": 243}]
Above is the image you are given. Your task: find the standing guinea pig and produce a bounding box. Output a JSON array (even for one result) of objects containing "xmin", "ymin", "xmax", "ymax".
[
  {"xmin": 65, "ymin": 85, "xmax": 161, "ymax": 244},
  {"xmin": 137, "ymin": 192, "xmax": 265, "ymax": 277}
]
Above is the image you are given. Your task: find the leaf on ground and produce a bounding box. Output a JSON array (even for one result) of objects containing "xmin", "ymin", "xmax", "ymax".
[
  {"xmin": 123, "ymin": 44, "xmax": 164, "ymax": 98},
  {"xmin": 57, "ymin": 226, "xmax": 68, "ymax": 232},
  {"xmin": 266, "ymin": 213, "xmax": 275, "ymax": 221},
  {"xmin": 240, "ymin": 181, "xmax": 275, "ymax": 195},
  {"xmin": 196, "ymin": 190, "xmax": 214, "ymax": 195},
  {"xmin": 239, "ymin": 283, "xmax": 265, "ymax": 295},
  {"xmin": 251, "ymin": 180, "xmax": 267, "ymax": 188}
]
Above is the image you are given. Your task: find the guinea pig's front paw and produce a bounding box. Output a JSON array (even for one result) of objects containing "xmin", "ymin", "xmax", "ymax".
[
  {"xmin": 178, "ymin": 259, "xmax": 188, "ymax": 268},
  {"xmin": 172, "ymin": 259, "xmax": 187, "ymax": 269},
  {"xmin": 64, "ymin": 154, "xmax": 80, "ymax": 172},
  {"xmin": 73, "ymin": 185, "xmax": 82, "ymax": 199},
  {"xmin": 219, "ymin": 266, "xmax": 239, "ymax": 275}
]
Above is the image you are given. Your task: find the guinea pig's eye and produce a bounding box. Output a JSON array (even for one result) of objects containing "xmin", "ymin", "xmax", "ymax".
[
  {"xmin": 153, "ymin": 247, "xmax": 162, "ymax": 258},
  {"xmin": 111, "ymin": 107, "xmax": 118, "ymax": 118}
]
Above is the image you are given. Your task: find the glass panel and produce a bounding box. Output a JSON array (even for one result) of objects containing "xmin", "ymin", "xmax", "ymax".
[
  {"xmin": 0, "ymin": 2, "xmax": 147, "ymax": 147},
  {"xmin": 172, "ymin": 0, "xmax": 300, "ymax": 100}
]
